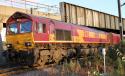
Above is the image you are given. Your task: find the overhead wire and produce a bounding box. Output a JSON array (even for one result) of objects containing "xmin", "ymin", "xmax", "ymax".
[{"xmin": 2, "ymin": 0, "xmax": 60, "ymax": 15}]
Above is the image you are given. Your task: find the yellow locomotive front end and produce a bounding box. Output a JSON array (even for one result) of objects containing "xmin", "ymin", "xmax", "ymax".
[
  {"xmin": 6, "ymin": 12, "xmax": 34, "ymax": 51},
  {"xmin": 6, "ymin": 33, "xmax": 34, "ymax": 51},
  {"xmin": 5, "ymin": 12, "xmax": 36, "ymax": 65}
]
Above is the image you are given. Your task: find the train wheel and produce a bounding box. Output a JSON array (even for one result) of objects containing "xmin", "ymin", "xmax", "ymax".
[
  {"xmin": 38, "ymin": 56, "xmax": 46, "ymax": 67},
  {"xmin": 52, "ymin": 48, "xmax": 63, "ymax": 64},
  {"xmin": 37, "ymin": 50, "xmax": 50, "ymax": 67}
]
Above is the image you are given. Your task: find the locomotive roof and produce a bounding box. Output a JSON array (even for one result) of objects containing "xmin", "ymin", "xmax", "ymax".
[
  {"xmin": 7, "ymin": 12, "xmax": 33, "ymax": 23},
  {"xmin": 7, "ymin": 11, "xmax": 107, "ymax": 34}
]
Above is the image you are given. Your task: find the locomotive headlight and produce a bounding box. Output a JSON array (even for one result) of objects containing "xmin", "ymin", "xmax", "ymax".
[
  {"xmin": 7, "ymin": 44, "xmax": 12, "ymax": 48},
  {"xmin": 25, "ymin": 42, "xmax": 32, "ymax": 47}
]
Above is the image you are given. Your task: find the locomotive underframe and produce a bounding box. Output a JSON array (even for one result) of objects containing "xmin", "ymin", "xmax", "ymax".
[{"xmin": 6, "ymin": 43, "xmax": 107, "ymax": 67}]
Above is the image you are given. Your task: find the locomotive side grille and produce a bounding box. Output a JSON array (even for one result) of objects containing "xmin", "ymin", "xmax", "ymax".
[
  {"xmin": 56, "ymin": 29, "xmax": 64, "ymax": 40},
  {"xmin": 64, "ymin": 30, "xmax": 71, "ymax": 40},
  {"xmin": 56, "ymin": 29, "xmax": 71, "ymax": 41}
]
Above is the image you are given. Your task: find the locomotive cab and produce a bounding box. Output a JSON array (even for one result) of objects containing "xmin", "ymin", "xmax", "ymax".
[{"xmin": 6, "ymin": 12, "xmax": 34, "ymax": 51}]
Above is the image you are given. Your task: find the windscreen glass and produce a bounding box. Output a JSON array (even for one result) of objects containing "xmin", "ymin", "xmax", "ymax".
[
  {"xmin": 20, "ymin": 21, "xmax": 32, "ymax": 33},
  {"xmin": 8, "ymin": 20, "xmax": 32, "ymax": 34},
  {"xmin": 9, "ymin": 23, "xmax": 18, "ymax": 34}
]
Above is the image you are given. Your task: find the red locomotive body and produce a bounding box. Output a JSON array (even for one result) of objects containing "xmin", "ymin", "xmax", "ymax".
[{"xmin": 31, "ymin": 16, "xmax": 110, "ymax": 44}]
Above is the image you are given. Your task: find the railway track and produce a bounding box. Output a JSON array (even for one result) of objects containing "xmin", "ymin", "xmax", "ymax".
[
  {"xmin": 0, "ymin": 63, "xmax": 56, "ymax": 76},
  {"xmin": 0, "ymin": 66, "xmax": 35, "ymax": 76}
]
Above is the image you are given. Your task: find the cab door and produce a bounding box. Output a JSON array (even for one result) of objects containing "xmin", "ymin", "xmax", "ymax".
[{"xmin": 33, "ymin": 18, "xmax": 49, "ymax": 42}]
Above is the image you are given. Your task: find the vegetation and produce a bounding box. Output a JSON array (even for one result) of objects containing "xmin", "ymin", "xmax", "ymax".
[
  {"xmin": 106, "ymin": 40, "xmax": 125, "ymax": 76},
  {"xmin": 59, "ymin": 40, "xmax": 125, "ymax": 76}
]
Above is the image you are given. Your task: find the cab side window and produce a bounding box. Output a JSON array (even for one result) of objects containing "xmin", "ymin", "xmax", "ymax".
[{"xmin": 38, "ymin": 23, "xmax": 46, "ymax": 33}]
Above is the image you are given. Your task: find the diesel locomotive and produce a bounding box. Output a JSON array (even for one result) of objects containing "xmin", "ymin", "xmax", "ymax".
[{"xmin": 5, "ymin": 12, "xmax": 120, "ymax": 66}]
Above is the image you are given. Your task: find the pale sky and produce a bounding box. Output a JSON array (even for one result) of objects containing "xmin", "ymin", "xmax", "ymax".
[
  {"xmin": 37, "ymin": 0, "xmax": 125, "ymax": 18},
  {"xmin": 0, "ymin": 0, "xmax": 125, "ymax": 17}
]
